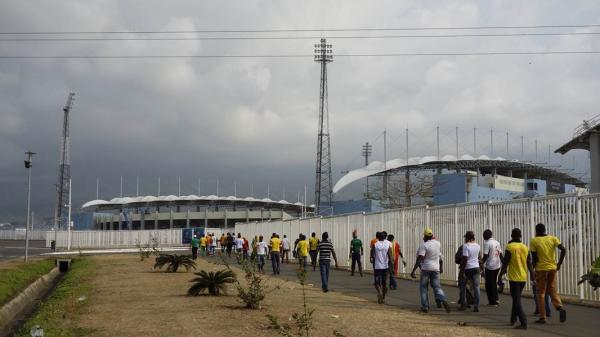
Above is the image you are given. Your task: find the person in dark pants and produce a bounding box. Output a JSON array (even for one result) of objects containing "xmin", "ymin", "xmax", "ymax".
[
  {"xmin": 459, "ymin": 231, "xmax": 481, "ymax": 312},
  {"xmin": 349, "ymin": 230, "xmax": 363, "ymax": 276},
  {"xmin": 499, "ymin": 228, "xmax": 535, "ymax": 330},
  {"xmin": 482, "ymin": 229, "xmax": 503, "ymax": 306},
  {"xmin": 269, "ymin": 234, "xmax": 282, "ymax": 274},
  {"xmin": 317, "ymin": 232, "xmax": 338, "ymax": 292},
  {"xmin": 190, "ymin": 235, "xmax": 199, "ymax": 260}
]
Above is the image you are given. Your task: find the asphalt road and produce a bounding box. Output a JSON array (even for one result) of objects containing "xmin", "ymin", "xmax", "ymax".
[
  {"xmin": 0, "ymin": 240, "xmax": 51, "ymax": 261},
  {"xmin": 209, "ymin": 255, "xmax": 600, "ymax": 337}
]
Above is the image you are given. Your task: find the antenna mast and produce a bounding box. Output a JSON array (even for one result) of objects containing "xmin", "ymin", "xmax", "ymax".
[
  {"xmin": 313, "ymin": 38, "xmax": 333, "ymax": 215},
  {"xmin": 55, "ymin": 93, "xmax": 75, "ymax": 232}
]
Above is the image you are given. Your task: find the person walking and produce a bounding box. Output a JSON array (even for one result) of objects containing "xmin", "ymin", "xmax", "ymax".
[
  {"xmin": 200, "ymin": 234, "xmax": 208, "ymax": 257},
  {"xmin": 220, "ymin": 233, "xmax": 227, "ymax": 254},
  {"xmin": 297, "ymin": 234, "xmax": 309, "ymax": 271},
  {"xmin": 530, "ymin": 223, "xmax": 567, "ymax": 324},
  {"xmin": 499, "ymin": 228, "xmax": 534, "ymax": 330},
  {"xmin": 255, "ymin": 235, "xmax": 267, "ymax": 273},
  {"xmin": 371, "ymin": 231, "xmax": 392, "ymax": 304},
  {"xmin": 482, "ymin": 229, "xmax": 503, "ymax": 306},
  {"xmin": 387, "ymin": 234, "xmax": 406, "ymax": 289},
  {"xmin": 242, "ymin": 236, "xmax": 249, "ymax": 261},
  {"xmin": 269, "ymin": 234, "xmax": 282, "ymax": 274},
  {"xmin": 235, "ymin": 233, "xmax": 244, "ymax": 263},
  {"xmin": 349, "ymin": 230, "xmax": 363, "ymax": 277},
  {"xmin": 282, "ymin": 235, "xmax": 291, "ymax": 264},
  {"xmin": 411, "ymin": 228, "xmax": 451, "ymax": 313},
  {"xmin": 459, "ymin": 231, "xmax": 481, "ymax": 312},
  {"xmin": 190, "ymin": 235, "xmax": 199, "ymax": 260},
  {"xmin": 309, "ymin": 232, "xmax": 319, "ymax": 271},
  {"xmin": 226, "ymin": 233, "xmax": 234, "ymax": 257},
  {"xmin": 317, "ymin": 232, "xmax": 338, "ymax": 292}
]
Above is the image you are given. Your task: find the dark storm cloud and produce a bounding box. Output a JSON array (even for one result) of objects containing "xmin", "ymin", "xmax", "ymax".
[{"xmin": 1, "ymin": 1, "xmax": 598, "ymax": 222}]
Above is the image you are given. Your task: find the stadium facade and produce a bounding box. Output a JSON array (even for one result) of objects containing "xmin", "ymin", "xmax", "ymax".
[{"xmin": 81, "ymin": 195, "xmax": 313, "ymax": 230}]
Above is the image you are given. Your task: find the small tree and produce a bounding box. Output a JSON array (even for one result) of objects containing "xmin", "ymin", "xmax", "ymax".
[
  {"xmin": 154, "ymin": 254, "xmax": 196, "ymax": 272},
  {"xmin": 220, "ymin": 253, "xmax": 277, "ymax": 309},
  {"xmin": 188, "ymin": 270, "xmax": 236, "ymax": 296}
]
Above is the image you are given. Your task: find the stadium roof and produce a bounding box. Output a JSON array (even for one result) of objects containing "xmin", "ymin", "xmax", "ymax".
[
  {"xmin": 333, "ymin": 154, "xmax": 585, "ymax": 193},
  {"xmin": 82, "ymin": 195, "xmax": 314, "ymax": 211}
]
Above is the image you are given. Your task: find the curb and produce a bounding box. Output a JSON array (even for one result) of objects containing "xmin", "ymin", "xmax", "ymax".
[{"xmin": 0, "ymin": 267, "xmax": 62, "ymax": 337}]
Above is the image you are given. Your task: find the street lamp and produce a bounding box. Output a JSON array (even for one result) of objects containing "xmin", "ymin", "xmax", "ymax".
[{"xmin": 24, "ymin": 151, "xmax": 35, "ymax": 262}]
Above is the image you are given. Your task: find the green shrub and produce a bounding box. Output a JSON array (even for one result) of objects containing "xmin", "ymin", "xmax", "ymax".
[
  {"xmin": 188, "ymin": 269, "xmax": 236, "ymax": 296},
  {"xmin": 154, "ymin": 254, "xmax": 196, "ymax": 272}
]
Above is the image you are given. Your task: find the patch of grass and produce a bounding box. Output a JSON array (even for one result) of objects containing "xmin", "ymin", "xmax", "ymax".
[
  {"xmin": 16, "ymin": 258, "xmax": 97, "ymax": 337},
  {"xmin": 0, "ymin": 258, "xmax": 55, "ymax": 306}
]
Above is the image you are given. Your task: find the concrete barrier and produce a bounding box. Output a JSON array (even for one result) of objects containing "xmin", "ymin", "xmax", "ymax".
[{"xmin": 0, "ymin": 267, "xmax": 62, "ymax": 337}]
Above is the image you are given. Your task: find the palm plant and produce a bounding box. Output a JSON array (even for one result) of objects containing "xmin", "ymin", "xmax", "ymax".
[
  {"xmin": 154, "ymin": 254, "xmax": 196, "ymax": 272},
  {"xmin": 188, "ymin": 269, "xmax": 236, "ymax": 296},
  {"xmin": 578, "ymin": 256, "xmax": 600, "ymax": 290}
]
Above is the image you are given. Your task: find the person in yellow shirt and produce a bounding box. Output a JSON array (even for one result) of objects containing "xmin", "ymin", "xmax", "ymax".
[
  {"xmin": 200, "ymin": 235, "xmax": 208, "ymax": 257},
  {"xmin": 269, "ymin": 234, "xmax": 282, "ymax": 275},
  {"xmin": 530, "ymin": 223, "xmax": 567, "ymax": 324},
  {"xmin": 309, "ymin": 232, "xmax": 319, "ymax": 271},
  {"xmin": 296, "ymin": 234, "xmax": 309, "ymax": 271},
  {"xmin": 499, "ymin": 228, "xmax": 535, "ymax": 330}
]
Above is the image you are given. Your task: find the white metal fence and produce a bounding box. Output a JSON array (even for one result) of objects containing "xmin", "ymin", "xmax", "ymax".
[
  {"xmin": 236, "ymin": 193, "xmax": 600, "ymax": 302},
  {"xmin": 0, "ymin": 230, "xmax": 47, "ymax": 240},
  {"xmin": 44, "ymin": 227, "xmax": 237, "ymax": 249}
]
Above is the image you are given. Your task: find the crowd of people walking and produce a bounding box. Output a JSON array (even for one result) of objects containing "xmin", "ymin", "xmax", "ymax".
[{"xmin": 191, "ymin": 222, "xmax": 568, "ymax": 330}]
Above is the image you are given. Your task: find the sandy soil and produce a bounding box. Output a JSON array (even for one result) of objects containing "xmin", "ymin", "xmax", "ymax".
[{"xmin": 76, "ymin": 255, "xmax": 509, "ymax": 337}]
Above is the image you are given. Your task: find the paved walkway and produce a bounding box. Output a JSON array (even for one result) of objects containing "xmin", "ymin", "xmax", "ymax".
[{"xmin": 209, "ymin": 255, "xmax": 600, "ymax": 337}]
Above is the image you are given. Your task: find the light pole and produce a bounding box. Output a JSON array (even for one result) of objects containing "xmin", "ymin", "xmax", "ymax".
[{"xmin": 24, "ymin": 151, "xmax": 35, "ymax": 262}]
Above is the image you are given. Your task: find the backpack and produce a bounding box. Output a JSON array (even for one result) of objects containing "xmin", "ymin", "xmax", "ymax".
[{"xmin": 454, "ymin": 245, "xmax": 463, "ymax": 265}]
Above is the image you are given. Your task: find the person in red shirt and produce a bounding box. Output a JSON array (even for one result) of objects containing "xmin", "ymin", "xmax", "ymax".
[{"xmin": 242, "ymin": 237, "xmax": 249, "ymax": 261}]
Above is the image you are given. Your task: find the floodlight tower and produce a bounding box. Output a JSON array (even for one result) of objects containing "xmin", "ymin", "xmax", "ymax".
[
  {"xmin": 313, "ymin": 39, "xmax": 333, "ymax": 215},
  {"xmin": 54, "ymin": 93, "xmax": 75, "ymax": 232}
]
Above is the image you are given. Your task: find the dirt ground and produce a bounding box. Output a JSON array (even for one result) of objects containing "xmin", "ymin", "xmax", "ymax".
[{"xmin": 75, "ymin": 255, "xmax": 508, "ymax": 337}]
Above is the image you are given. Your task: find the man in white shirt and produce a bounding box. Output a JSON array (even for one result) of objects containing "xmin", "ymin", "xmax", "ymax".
[
  {"xmin": 235, "ymin": 233, "xmax": 244, "ymax": 264},
  {"xmin": 281, "ymin": 235, "xmax": 291, "ymax": 264},
  {"xmin": 482, "ymin": 229, "xmax": 503, "ymax": 306},
  {"xmin": 370, "ymin": 231, "xmax": 392, "ymax": 304},
  {"xmin": 459, "ymin": 230, "xmax": 482, "ymax": 312},
  {"xmin": 255, "ymin": 235, "xmax": 267, "ymax": 273},
  {"xmin": 411, "ymin": 228, "xmax": 451, "ymax": 313}
]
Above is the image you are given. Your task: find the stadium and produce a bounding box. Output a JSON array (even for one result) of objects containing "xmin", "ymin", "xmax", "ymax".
[{"xmin": 81, "ymin": 195, "xmax": 314, "ymax": 230}]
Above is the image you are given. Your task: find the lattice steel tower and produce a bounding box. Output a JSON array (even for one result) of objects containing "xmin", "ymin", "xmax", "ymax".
[
  {"xmin": 313, "ymin": 39, "xmax": 333, "ymax": 215},
  {"xmin": 54, "ymin": 93, "xmax": 75, "ymax": 231}
]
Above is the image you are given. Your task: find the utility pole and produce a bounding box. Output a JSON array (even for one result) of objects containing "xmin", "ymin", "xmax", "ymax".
[
  {"xmin": 55, "ymin": 93, "xmax": 74, "ymax": 235},
  {"xmin": 96, "ymin": 177, "xmax": 99, "ymax": 199},
  {"xmin": 436, "ymin": 125, "xmax": 440, "ymax": 159},
  {"xmin": 157, "ymin": 176, "xmax": 161, "ymax": 196},
  {"xmin": 490, "ymin": 128, "xmax": 494, "ymax": 157},
  {"xmin": 178, "ymin": 176, "xmax": 181, "ymax": 196},
  {"xmin": 24, "ymin": 151, "xmax": 35, "ymax": 262},
  {"xmin": 455, "ymin": 126, "xmax": 459, "ymax": 158},
  {"xmin": 473, "ymin": 127, "xmax": 477, "ymax": 155},
  {"xmin": 136, "ymin": 176, "xmax": 139, "ymax": 197},
  {"xmin": 362, "ymin": 142, "xmax": 372, "ymax": 197},
  {"xmin": 313, "ymin": 38, "xmax": 333, "ymax": 215},
  {"xmin": 383, "ymin": 130, "xmax": 388, "ymax": 202},
  {"xmin": 120, "ymin": 176, "xmax": 123, "ymax": 197},
  {"xmin": 67, "ymin": 179, "xmax": 72, "ymax": 251}
]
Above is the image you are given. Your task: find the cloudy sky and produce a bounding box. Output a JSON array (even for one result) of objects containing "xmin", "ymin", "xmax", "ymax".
[{"xmin": 1, "ymin": 1, "xmax": 598, "ymax": 224}]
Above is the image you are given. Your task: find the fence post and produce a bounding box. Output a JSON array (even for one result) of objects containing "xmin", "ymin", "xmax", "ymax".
[
  {"xmin": 576, "ymin": 197, "xmax": 585, "ymax": 300},
  {"xmin": 320, "ymin": 216, "xmax": 323, "ymax": 234},
  {"xmin": 425, "ymin": 205, "xmax": 430, "ymax": 229},
  {"xmin": 529, "ymin": 199, "xmax": 535, "ymax": 239},
  {"xmin": 362, "ymin": 212, "xmax": 367, "ymax": 271},
  {"xmin": 454, "ymin": 206, "xmax": 459, "ymax": 281},
  {"xmin": 487, "ymin": 200, "xmax": 493, "ymax": 233},
  {"xmin": 401, "ymin": 210, "xmax": 405, "ymax": 273}
]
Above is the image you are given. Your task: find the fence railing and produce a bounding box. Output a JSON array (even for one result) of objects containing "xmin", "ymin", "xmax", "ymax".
[
  {"xmin": 45, "ymin": 227, "xmax": 237, "ymax": 249},
  {"xmin": 0, "ymin": 230, "xmax": 47, "ymax": 240},
  {"xmin": 236, "ymin": 193, "xmax": 600, "ymax": 302}
]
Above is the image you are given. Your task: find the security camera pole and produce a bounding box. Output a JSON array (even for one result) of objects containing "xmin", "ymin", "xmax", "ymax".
[{"xmin": 24, "ymin": 151, "xmax": 36, "ymax": 262}]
